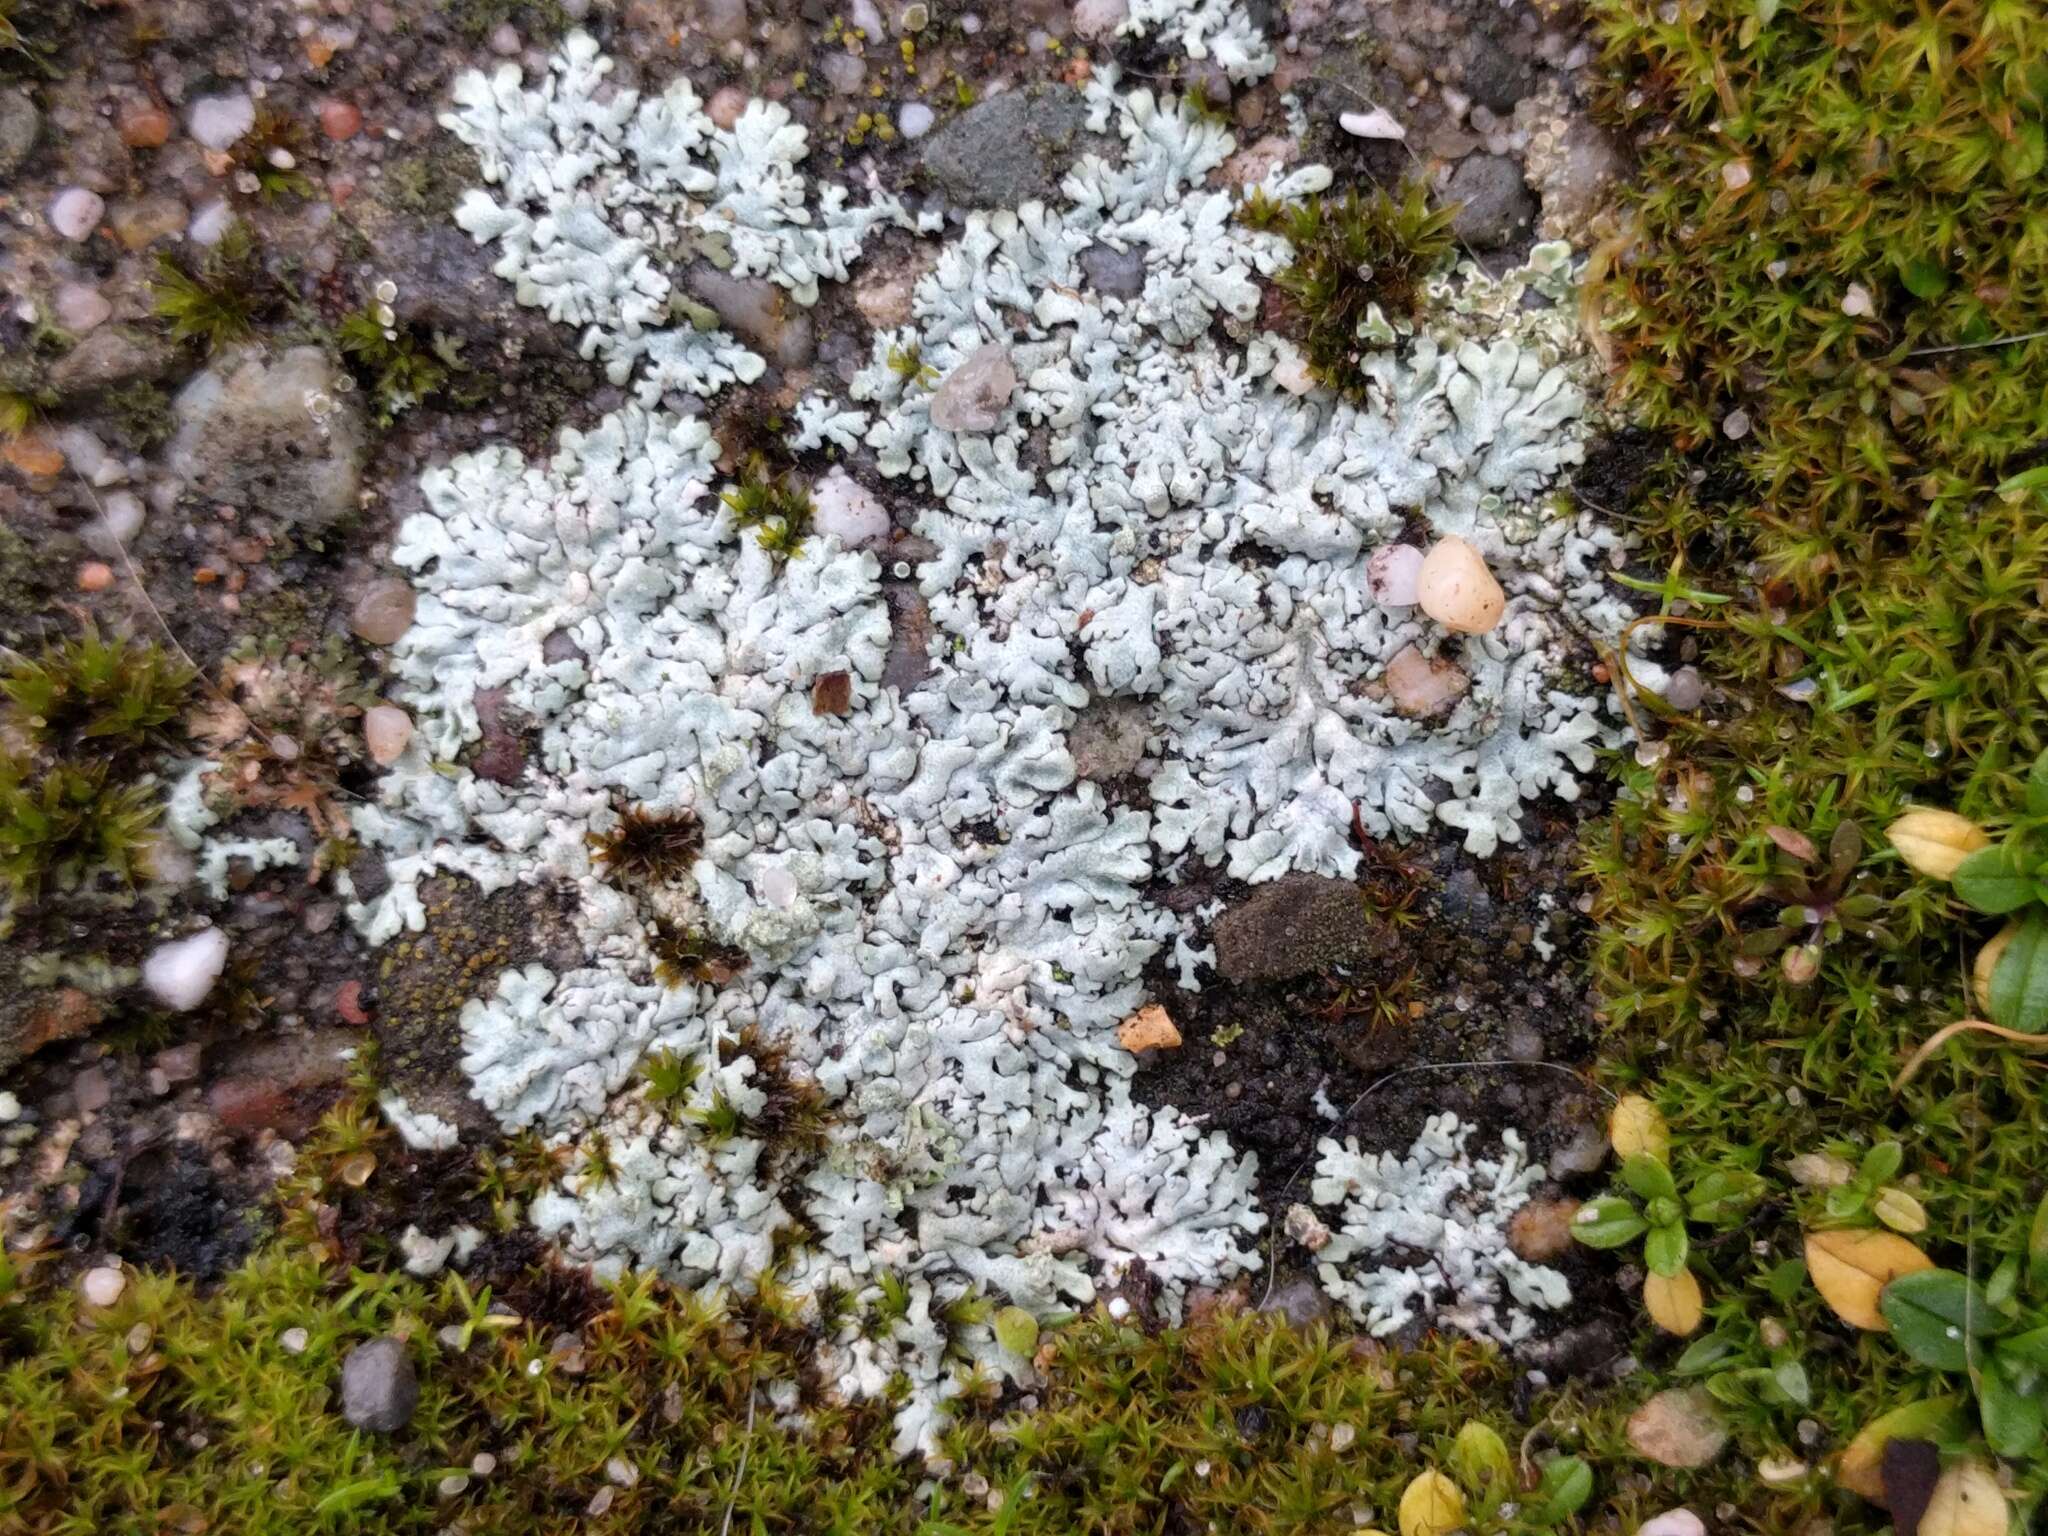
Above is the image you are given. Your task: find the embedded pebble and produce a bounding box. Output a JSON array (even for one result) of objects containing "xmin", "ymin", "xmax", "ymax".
[
  {"xmin": 811, "ymin": 468, "xmax": 892, "ymax": 548},
  {"xmin": 818, "ymin": 52, "xmax": 865, "ymax": 94},
  {"xmin": 1117, "ymin": 1003, "xmax": 1181, "ymax": 1053},
  {"xmin": 54, "ymin": 283, "xmax": 112, "ymax": 333},
  {"xmin": 488, "ymin": 22, "xmax": 521, "ymax": 54},
  {"xmin": 188, "ymin": 200, "xmax": 234, "ymax": 245},
  {"xmin": 188, "ymin": 93, "xmax": 256, "ymax": 151},
  {"xmin": 1664, "ymin": 666, "xmax": 1705, "ymax": 712},
  {"xmin": 142, "ymin": 927, "xmax": 230, "ymax": 1012},
  {"xmin": 1383, "ymin": 644, "xmax": 1471, "ymax": 718},
  {"xmin": 340, "ymin": 1336, "xmax": 420, "ymax": 1433},
  {"xmin": 1072, "ymin": 0, "xmax": 1128, "ymax": 33},
  {"xmin": 898, "ymin": 102, "xmax": 935, "ymax": 139},
  {"xmin": 49, "ymin": 187, "xmax": 105, "ymax": 241},
  {"xmin": 928, "ymin": 343, "xmax": 1017, "ymax": 433},
  {"xmin": 77, "ymin": 561, "xmax": 114, "ymax": 592},
  {"xmin": 1338, "ymin": 106, "xmax": 1406, "ymax": 140},
  {"xmin": 707, "ymin": 86, "xmax": 748, "ymax": 129},
  {"xmin": 351, "ymin": 579, "xmax": 417, "ymax": 645},
  {"xmin": 1417, "ymin": 536, "xmax": 1505, "ymax": 634},
  {"xmin": 1078, "ymin": 241, "xmax": 1146, "ymax": 298},
  {"xmin": 82, "ymin": 1267, "xmax": 127, "ymax": 1307},
  {"xmin": 1366, "ymin": 543, "xmax": 1425, "ymax": 608},
  {"xmin": 364, "ymin": 705, "xmax": 414, "ymax": 766},
  {"xmin": 119, "ymin": 102, "xmax": 174, "ymax": 149},
  {"xmin": 1636, "ymin": 1512, "xmax": 1707, "ymax": 1536},
  {"xmin": 319, "ymin": 100, "xmax": 364, "ymax": 141}
]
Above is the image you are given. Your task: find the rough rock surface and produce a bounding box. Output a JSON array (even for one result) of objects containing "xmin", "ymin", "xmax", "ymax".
[
  {"xmin": 919, "ymin": 86, "xmax": 1090, "ymax": 207},
  {"xmin": 167, "ymin": 347, "xmax": 368, "ymax": 527},
  {"xmin": 1211, "ymin": 874, "xmax": 1395, "ymax": 984},
  {"xmin": 1447, "ymin": 153, "xmax": 1538, "ymax": 249},
  {"xmin": 1068, "ymin": 697, "xmax": 1150, "ymax": 780}
]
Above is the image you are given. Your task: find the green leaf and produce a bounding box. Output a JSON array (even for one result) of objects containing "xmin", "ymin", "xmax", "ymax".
[
  {"xmin": 1881, "ymin": 1269, "xmax": 2003, "ymax": 1371},
  {"xmin": 1530, "ymin": 1457, "xmax": 1593, "ymax": 1524},
  {"xmin": 1986, "ymin": 1255, "xmax": 2021, "ymax": 1313},
  {"xmin": 1899, "ymin": 258, "xmax": 1950, "ymax": 300},
  {"xmin": 2029, "ymin": 751, "xmax": 2048, "ymax": 820},
  {"xmin": 1688, "ymin": 1168, "xmax": 1767, "ymax": 1226},
  {"xmin": 1754, "ymin": 0, "xmax": 1781, "ymax": 22},
  {"xmin": 1643, "ymin": 1223, "xmax": 1690, "ymax": 1278},
  {"xmin": 1450, "ymin": 1421, "xmax": 1514, "ymax": 1506},
  {"xmin": 1978, "ymin": 1358, "xmax": 2045, "ymax": 1460},
  {"xmin": 1859, "ymin": 1140, "xmax": 1904, "ymax": 1188},
  {"xmin": 992, "ymin": 1305, "xmax": 1039, "ymax": 1357},
  {"xmin": 1765, "ymin": 1257, "xmax": 1808, "ymax": 1303},
  {"xmin": 1998, "ymin": 1325, "xmax": 2048, "ymax": 1370},
  {"xmin": 1771, "ymin": 1358, "xmax": 1811, "ymax": 1406},
  {"xmin": 2030, "ymin": 1192, "xmax": 2048, "ymax": 1299},
  {"xmin": 1570, "ymin": 1197, "xmax": 1648, "ymax": 1250},
  {"xmin": 1953, "ymin": 844, "xmax": 2035, "ymax": 914},
  {"xmin": 2000, "ymin": 465, "xmax": 2048, "ymax": 496},
  {"xmin": 1673, "ymin": 1332, "xmax": 1742, "ymax": 1374},
  {"xmin": 1989, "ymin": 909, "xmax": 2048, "ymax": 1032},
  {"xmin": 1622, "ymin": 1154, "xmax": 1678, "ymax": 1203}
]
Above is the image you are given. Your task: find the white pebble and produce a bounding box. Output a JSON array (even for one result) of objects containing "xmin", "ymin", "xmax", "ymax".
[
  {"xmin": 1071, "ymin": 0, "xmax": 1127, "ymax": 38},
  {"xmin": 1338, "ymin": 107, "xmax": 1406, "ymax": 141},
  {"xmin": 49, "ymin": 188, "xmax": 105, "ymax": 242},
  {"xmin": 1637, "ymin": 1511, "xmax": 1706, "ymax": 1536},
  {"xmin": 280, "ymin": 1326, "xmax": 311, "ymax": 1354},
  {"xmin": 1366, "ymin": 543, "xmax": 1424, "ymax": 608},
  {"xmin": 142, "ymin": 927, "xmax": 230, "ymax": 1012},
  {"xmin": 188, "ymin": 93, "xmax": 257, "ymax": 151},
  {"xmin": 1840, "ymin": 282, "xmax": 1874, "ymax": 317},
  {"xmin": 55, "ymin": 283, "xmax": 112, "ymax": 333},
  {"xmin": 758, "ymin": 865, "xmax": 799, "ymax": 909},
  {"xmin": 898, "ymin": 102, "xmax": 935, "ymax": 139},
  {"xmin": 0, "ymin": 1090, "xmax": 19, "ymax": 1123},
  {"xmin": 82, "ymin": 1266, "xmax": 127, "ymax": 1307},
  {"xmin": 810, "ymin": 468, "xmax": 892, "ymax": 548},
  {"xmin": 188, "ymin": 200, "xmax": 234, "ymax": 246},
  {"xmin": 363, "ymin": 704, "xmax": 414, "ymax": 767}
]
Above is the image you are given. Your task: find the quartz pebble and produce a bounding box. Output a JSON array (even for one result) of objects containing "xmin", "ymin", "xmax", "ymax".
[
  {"xmin": 1383, "ymin": 644, "xmax": 1470, "ymax": 718},
  {"xmin": 811, "ymin": 468, "xmax": 891, "ymax": 548},
  {"xmin": 1366, "ymin": 543, "xmax": 1424, "ymax": 607},
  {"xmin": 1417, "ymin": 536, "xmax": 1505, "ymax": 634},
  {"xmin": 143, "ymin": 927, "xmax": 230, "ymax": 1012},
  {"xmin": 1338, "ymin": 106, "xmax": 1406, "ymax": 140},
  {"xmin": 706, "ymin": 86, "xmax": 748, "ymax": 130},
  {"xmin": 928, "ymin": 343, "xmax": 1017, "ymax": 433},
  {"xmin": 82, "ymin": 1266, "xmax": 127, "ymax": 1307},
  {"xmin": 364, "ymin": 704, "xmax": 414, "ymax": 766},
  {"xmin": 49, "ymin": 187, "xmax": 105, "ymax": 241},
  {"xmin": 188, "ymin": 93, "xmax": 256, "ymax": 151},
  {"xmin": 1664, "ymin": 666, "xmax": 1705, "ymax": 712},
  {"xmin": 351, "ymin": 578, "xmax": 416, "ymax": 645},
  {"xmin": 54, "ymin": 283, "xmax": 112, "ymax": 333},
  {"xmin": 77, "ymin": 561, "xmax": 114, "ymax": 592},
  {"xmin": 898, "ymin": 102, "xmax": 935, "ymax": 139}
]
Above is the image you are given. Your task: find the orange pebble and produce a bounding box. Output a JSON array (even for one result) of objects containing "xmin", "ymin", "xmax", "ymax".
[{"xmin": 77, "ymin": 561, "xmax": 114, "ymax": 591}]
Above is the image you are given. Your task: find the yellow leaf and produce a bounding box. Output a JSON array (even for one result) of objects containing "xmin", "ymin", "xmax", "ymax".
[
  {"xmin": 1837, "ymin": 1397, "xmax": 1961, "ymax": 1500},
  {"xmin": 1974, "ymin": 921, "xmax": 2020, "ymax": 1014},
  {"xmin": 1873, "ymin": 1188, "xmax": 1930, "ymax": 1235},
  {"xmin": 1805, "ymin": 1229, "xmax": 1932, "ymax": 1330},
  {"xmin": 1644, "ymin": 1267, "xmax": 1704, "ymax": 1335},
  {"xmin": 1886, "ymin": 809, "xmax": 1990, "ymax": 881},
  {"xmin": 1398, "ymin": 1470, "xmax": 1467, "ymax": 1536},
  {"xmin": 1921, "ymin": 1459, "xmax": 2010, "ymax": 1536},
  {"xmin": 1610, "ymin": 1094, "xmax": 1669, "ymax": 1162}
]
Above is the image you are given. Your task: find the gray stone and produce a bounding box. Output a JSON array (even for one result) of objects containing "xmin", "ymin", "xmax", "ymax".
[
  {"xmin": 340, "ymin": 1336, "xmax": 419, "ymax": 1433},
  {"xmin": 1211, "ymin": 874, "xmax": 1395, "ymax": 984},
  {"xmin": 683, "ymin": 263, "xmax": 814, "ymax": 368},
  {"xmin": 1664, "ymin": 666, "xmax": 1704, "ymax": 712},
  {"xmin": 1546, "ymin": 1114, "xmax": 1609, "ymax": 1177},
  {"xmin": 167, "ymin": 346, "xmax": 367, "ymax": 527},
  {"xmin": 50, "ymin": 326, "xmax": 177, "ymax": 398},
  {"xmin": 919, "ymin": 86, "xmax": 1089, "ymax": 208},
  {"xmin": 1257, "ymin": 1276, "xmax": 1333, "ymax": 1331},
  {"xmin": 1458, "ymin": 33, "xmax": 1538, "ymax": 114},
  {"xmin": 1078, "ymin": 241, "xmax": 1147, "ymax": 299},
  {"xmin": 1068, "ymin": 697, "xmax": 1149, "ymax": 780},
  {"xmin": 0, "ymin": 90, "xmax": 39, "ymax": 180},
  {"xmin": 1446, "ymin": 153, "xmax": 1537, "ymax": 250}
]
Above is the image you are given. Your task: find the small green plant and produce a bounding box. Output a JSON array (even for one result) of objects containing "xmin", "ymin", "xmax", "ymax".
[
  {"xmin": 639, "ymin": 1047, "xmax": 704, "ymax": 1112},
  {"xmin": 1792, "ymin": 1139, "xmax": 1930, "ymax": 1235},
  {"xmin": 229, "ymin": 106, "xmax": 315, "ymax": 202},
  {"xmin": 0, "ymin": 759, "xmax": 161, "ymax": 897},
  {"xmin": 1892, "ymin": 751, "xmax": 2048, "ymax": 1033},
  {"xmin": 336, "ymin": 295, "xmax": 468, "ymax": 425},
  {"xmin": 1400, "ymin": 1421, "xmax": 1594, "ymax": 1536},
  {"xmin": 1573, "ymin": 1153, "xmax": 1766, "ymax": 1335},
  {"xmin": 151, "ymin": 223, "xmax": 280, "ymax": 352},
  {"xmin": 1734, "ymin": 820, "xmax": 1889, "ymax": 985},
  {"xmin": 1873, "ymin": 1191, "xmax": 2048, "ymax": 1485},
  {"xmin": 720, "ymin": 453, "xmax": 815, "ymax": 562},
  {"xmin": 2, "ymin": 623, "xmax": 194, "ymax": 749},
  {"xmin": 1237, "ymin": 182, "xmax": 1456, "ymax": 397}
]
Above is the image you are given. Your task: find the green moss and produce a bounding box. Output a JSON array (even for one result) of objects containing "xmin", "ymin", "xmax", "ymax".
[
  {"xmin": 0, "ymin": 0, "xmax": 70, "ymax": 78},
  {"xmin": 720, "ymin": 454, "xmax": 815, "ymax": 563},
  {"xmin": 1239, "ymin": 182, "xmax": 1457, "ymax": 397},
  {"xmin": 434, "ymin": 0, "xmax": 569, "ymax": 43},
  {"xmin": 151, "ymin": 224, "xmax": 283, "ymax": 353},
  {"xmin": 97, "ymin": 379, "xmax": 176, "ymax": 451},
  {"xmin": 336, "ymin": 301, "xmax": 470, "ymax": 426}
]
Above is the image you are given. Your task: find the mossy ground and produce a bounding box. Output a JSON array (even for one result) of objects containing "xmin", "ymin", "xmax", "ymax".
[{"xmin": 5, "ymin": 0, "xmax": 2046, "ymax": 1530}]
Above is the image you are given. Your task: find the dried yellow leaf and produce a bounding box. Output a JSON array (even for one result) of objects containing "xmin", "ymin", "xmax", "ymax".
[
  {"xmin": 1644, "ymin": 1267, "xmax": 1704, "ymax": 1336},
  {"xmin": 1805, "ymin": 1229, "xmax": 1932, "ymax": 1330},
  {"xmin": 1609, "ymin": 1094, "xmax": 1669, "ymax": 1162},
  {"xmin": 1398, "ymin": 1470, "xmax": 1467, "ymax": 1536},
  {"xmin": 1921, "ymin": 1459, "xmax": 2009, "ymax": 1536},
  {"xmin": 1974, "ymin": 920, "xmax": 2020, "ymax": 1014},
  {"xmin": 1837, "ymin": 1398, "xmax": 1961, "ymax": 1501},
  {"xmin": 1873, "ymin": 1187, "xmax": 1930, "ymax": 1235},
  {"xmin": 1886, "ymin": 809, "xmax": 1990, "ymax": 881}
]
